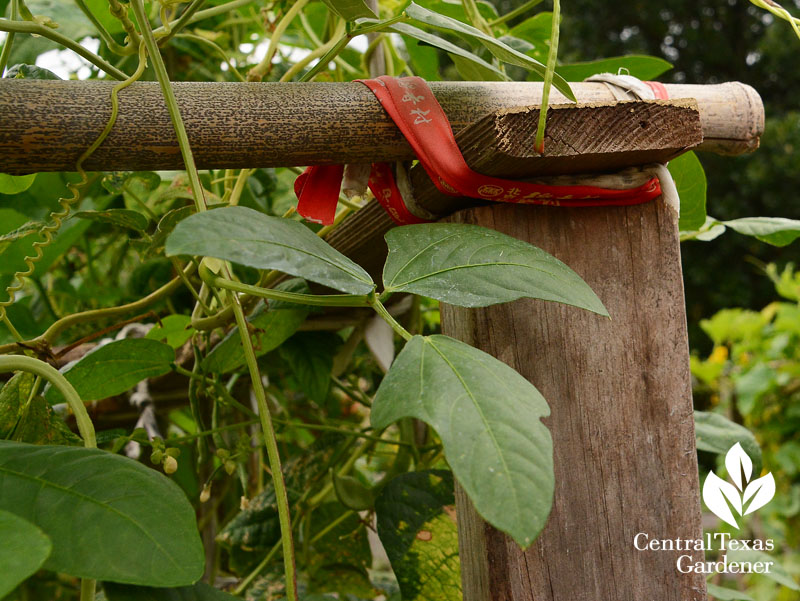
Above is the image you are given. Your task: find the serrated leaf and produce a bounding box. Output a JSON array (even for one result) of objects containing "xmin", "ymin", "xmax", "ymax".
[
  {"xmin": 0, "ymin": 441, "xmax": 204, "ymax": 585},
  {"xmin": 390, "ymin": 22, "xmax": 507, "ymax": 79},
  {"xmin": 669, "ymin": 151, "xmax": 707, "ymax": 231},
  {"xmin": 0, "ymin": 509, "xmax": 52, "ymax": 598},
  {"xmin": 46, "ymin": 339, "xmax": 175, "ymax": 404},
  {"xmin": 694, "ymin": 411, "xmax": 762, "ymax": 475},
  {"xmin": 0, "ymin": 173, "xmax": 36, "ymax": 195},
  {"xmin": 165, "ymin": 207, "xmax": 375, "ymax": 295},
  {"xmin": 203, "ymin": 279, "xmax": 310, "ymax": 374},
  {"xmin": 74, "ymin": 209, "xmax": 149, "ymax": 233},
  {"xmin": 321, "ymin": 0, "xmax": 374, "ymax": 20},
  {"xmin": 372, "ymin": 335, "xmax": 553, "ymax": 547},
  {"xmin": 725, "ymin": 549, "xmax": 800, "ymax": 591},
  {"xmin": 382, "ymin": 223, "xmax": 607, "ymax": 314},
  {"xmin": 279, "ymin": 332, "xmax": 339, "ymax": 403},
  {"xmin": 404, "ymin": 2, "xmax": 574, "ymax": 100},
  {"xmin": 375, "ymin": 471, "xmax": 460, "ymax": 601},
  {"xmin": 105, "ymin": 582, "xmax": 240, "ymax": 601}
]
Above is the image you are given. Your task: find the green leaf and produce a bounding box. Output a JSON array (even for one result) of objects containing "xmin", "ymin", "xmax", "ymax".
[
  {"xmin": 451, "ymin": 53, "xmax": 505, "ymax": 81},
  {"xmin": 137, "ymin": 205, "xmax": 195, "ymax": 260},
  {"xmin": 105, "ymin": 582, "xmax": 240, "ymax": 601},
  {"xmin": 5, "ymin": 63, "xmax": 61, "ymax": 79},
  {"xmin": 0, "ymin": 173, "xmax": 36, "ymax": 195},
  {"xmin": 669, "ymin": 151, "xmax": 707, "ymax": 231},
  {"xmin": 382, "ymin": 223, "xmax": 607, "ymax": 314},
  {"xmin": 705, "ymin": 583, "xmax": 755, "ymax": 601},
  {"xmin": 0, "ymin": 372, "xmax": 81, "ymax": 445},
  {"xmin": 725, "ymin": 549, "xmax": 800, "ymax": 591},
  {"xmin": 404, "ymin": 2, "xmax": 575, "ymax": 100},
  {"xmin": 372, "ymin": 335, "xmax": 553, "ymax": 548},
  {"xmin": 556, "ymin": 55, "xmax": 673, "ymax": 82},
  {"xmin": 146, "ymin": 315, "xmax": 195, "ymax": 349},
  {"xmin": 279, "ymin": 332, "xmax": 339, "ymax": 403},
  {"xmin": 375, "ymin": 470, "xmax": 461, "ymax": 601},
  {"xmin": 0, "ymin": 219, "xmax": 45, "ymax": 254},
  {"xmin": 722, "ymin": 217, "xmax": 800, "ymax": 247},
  {"xmin": 203, "ymin": 279, "xmax": 310, "ymax": 374},
  {"xmin": 73, "ymin": 209, "xmax": 150, "ymax": 233},
  {"xmin": 331, "ymin": 470, "xmax": 375, "ymax": 511},
  {"xmin": 693, "ymin": 411, "xmax": 762, "ymax": 475},
  {"xmin": 390, "ymin": 23, "xmax": 507, "ymax": 80},
  {"xmin": 102, "ymin": 171, "xmax": 161, "ymax": 195},
  {"xmin": 400, "ymin": 34, "xmax": 441, "ymax": 80},
  {"xmin": 321, "ymin": 0, "xmax": 374, "ymax": 20},
  {"xmin": 46, "ymin": 339, "xmax": 175, "ymax": 404},
  {"xmin": 0, "ymin": 509, "xmax": 52, "ymax": 598},
  {"xmin": 165, "ymin": 206, "xmax": 375, "ymax": 295},
  {"xmin": 0, "ymin": 441, "xmax": 204, "ymax": 585},
  {"xmin": 509, "ymin": 12, "xmax": 551, "ymax": 48},
  {"xmin": 84, "ymin": 0, "xmax": 126, "ymax": 34}
]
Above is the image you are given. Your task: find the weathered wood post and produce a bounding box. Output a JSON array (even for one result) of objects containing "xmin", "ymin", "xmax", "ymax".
[{"xmin": 0, "ymin": 79, "xmax": 764, "ymax": 599}]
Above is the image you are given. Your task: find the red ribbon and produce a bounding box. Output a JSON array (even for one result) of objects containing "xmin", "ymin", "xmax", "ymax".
[{"xmin": 294, "ymin": 76, "xmax": 668, "ymax": 226}]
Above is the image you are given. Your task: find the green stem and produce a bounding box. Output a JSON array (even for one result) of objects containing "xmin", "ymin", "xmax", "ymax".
[
  {"xmin": 0, "ymin": 264, "xmax": 194, "ymax": 355},
  {"xmin": 462, "ymin": 0, "xmax": 493, "ymax": 35},
  {"xmin": 79, "ymin": 577, "xmax": 95, "ymax": 601},
  {"xmin": 157, "ymin": 0, "xmax": 206, "ymax": 45},
  {"xmin": 368, "ymin": 293, "xmax": 412, "ymax": 341},
  {"xmin": 151, "ymin": 0, "xmax": 253, "ymax": 36},
  {"xmin": 0, "ymin": 355, "xmax": 96, "ymax": 447},
  {"xmin": 0, "ymin": 0, "xmax": 19, "ymax": 76},
  {"xmin": 226, "ymin": 271, "xmax": 297, "ymax": 601},
  {"xmin": 247, "ymin": 0, "xmax": 309, "ymax": 81},
  {"xmin": 74, "ymin": 0, "xmax": 129, "ymax": 55},
  {"xmin": 0, "ymin": 19, "xmax": 128, "ymax": 79},
  {"xmin": 489, "ymin": 0, "xmax": 544, "ymax": 26},
  {"xmin": 534, "ymin": 0, "xmax": 560, "ymax": 154},
  {"xmin": 198, "ymin": 263, "xmax": 371, "ymax": 308},
  {"xmin": 279, "ymin": 21, "xmax": 346, "ymax": 82},
  {"xmin": 130, "ymin": 0, "xmax": 208, "ymax": 213}
]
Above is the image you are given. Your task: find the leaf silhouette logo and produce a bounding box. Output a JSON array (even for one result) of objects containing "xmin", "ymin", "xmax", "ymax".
[{"xmin": 702, "ymin": 443, "xmax": 775, "ymax": 528}]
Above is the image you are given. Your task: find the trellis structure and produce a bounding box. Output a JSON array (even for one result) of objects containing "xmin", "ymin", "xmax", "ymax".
[{"xmin": 0, "ymin": 77, "xmax": 764, "ymax": 600}]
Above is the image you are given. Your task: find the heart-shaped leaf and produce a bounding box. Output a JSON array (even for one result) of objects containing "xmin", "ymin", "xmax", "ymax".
[
  {"xmin": 0, "ymin": 509, "xmax": 52, "ymax": 598},
  {"xmin": 372, "ymin": 335, "xmax": 553, "ymax": 548},
  {"xmin": 383, "ymin": 223, "xmax": 607, "ymax": 314},
  {"xmin": 46, "ymin": 338, "xmax": 175, "ymax": 404},
  {"xmin": 165, "ymin": 207, "xmax": 375, "ymax": 295},
  {"xmin": 0, "ymin": 441, "xmax": 204, "ymax": 585}
]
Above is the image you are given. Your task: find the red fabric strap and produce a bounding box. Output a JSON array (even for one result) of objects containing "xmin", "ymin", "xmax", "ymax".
[{"xmin": 294, "ymin": 76, "xmax": 666, "ymax": 226}]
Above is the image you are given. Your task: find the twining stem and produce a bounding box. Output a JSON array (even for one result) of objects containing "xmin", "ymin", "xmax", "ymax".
[
  {"xmin": 225, "ymin": 268, "xmax": 297, "ymax": 601},
  {"xmin": 198, "ymin": 263, "xmax": 371, "ymax": 308},
  {"xmin": 247, "ymin": 0, "xmax": 309, "ymax": 81},
  {"xmin": 368, "ymin": 293, "xmax": 412, "ymax": 341},
  {"xmin": 0, "ymin": 355, "xmax": 96, "ymax": 447},
  {"xmin": 131, "ymin": 0, "xmax": 207, "ymax": 214},
  {"xmin": 0, "ymin": 0, "xmax": 19, "ymax": 76},
  {"xmin": 157, "ymin": 0, "xmax": 206, "ymax": 45},
  {"xmin": 534, "ymin": 0, "xmax": 561, "ymax": 154},
  {"xmin": 0, "ymin": 20, "xmax": 128, "ymax": 79},
  {"xmin": 74, "ymin": 0, "xmax": 129, "ymax": 55},
  {"xmin": 0, "ymin": 264, "xmax": 195, "ymax": 356},
  {"xmin": 489, "ymin": 0, "xmax": 545, "ymax": 26}
]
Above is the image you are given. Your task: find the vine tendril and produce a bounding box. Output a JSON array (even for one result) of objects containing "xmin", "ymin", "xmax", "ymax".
[{"xmin": 0, "ymin": 42, "xmax": 148, "ymax": 336}]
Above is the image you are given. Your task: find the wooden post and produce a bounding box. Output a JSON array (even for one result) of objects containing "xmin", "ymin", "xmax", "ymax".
[{"xmin": 439, "ymin": 197, "xmax": 705, "ymax": 600}]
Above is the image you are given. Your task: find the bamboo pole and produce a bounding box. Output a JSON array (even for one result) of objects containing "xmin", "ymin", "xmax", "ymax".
[{"xmin": 0, "ymin": 80, "xmax": 762, "ymax": 174}]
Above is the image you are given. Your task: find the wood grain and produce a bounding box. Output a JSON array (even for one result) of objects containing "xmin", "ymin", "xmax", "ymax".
[
  {"xmin": 440, "ymin": 200, "xmax": 706, "ymax": 601},
  {"xmin": 0, "ymin": 80, "xmax": 762, "ymax": 174}
]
